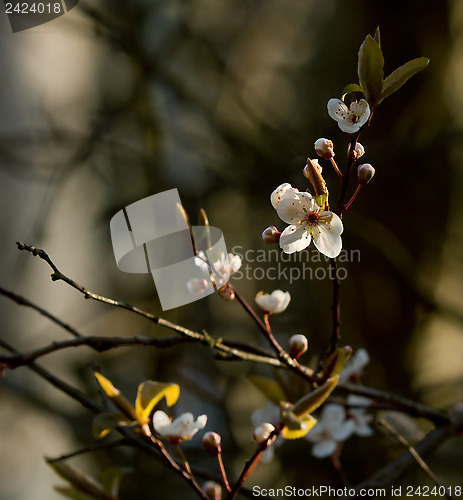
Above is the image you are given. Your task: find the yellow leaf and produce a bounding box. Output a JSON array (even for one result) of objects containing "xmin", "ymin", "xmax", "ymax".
[
  {"xmin": 94, "ymin": 373, "xmax": 137, "ymax": 421},
  {"xmin": 135, "ymin": 381, "xmax": 180, "ymax": 424},
  {"xmin": 92, "ymin": 412, "xmax": 133, "ymax": 439},
  {"xmin": 282, "ymin": 414, "xmax": 317, "ymax": 440}
]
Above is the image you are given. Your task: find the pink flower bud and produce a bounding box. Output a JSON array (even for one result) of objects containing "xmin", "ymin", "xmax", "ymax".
[
  {"xmin": 218, "ymin": 285, "xmax": 235, "ymax": 301},
  {"xmin": 314, "ymin": 138, "xmax": 335, "ymax": 160},
  {"xmin": 289, "ymin": 334, "xmax": 308, "ymax": 359},
  {"xmin": 347, "ymin": 142, "xmax": 365, "ymax": 159},
  {"xmin": 253, "ymin": 423, "xmax": 275, "ymax": 445},
  {"xmin": 202, "ymin": 431, "xmax": 222, "ymax": 457},
  {"xmin": 357, "ymin": 163, "xmax": 375, "ymax": 185},
  {"xmin": 262, "ymin": 226, "xmax": 281, "ymax": 244},
  {"xmin": 202, "ymin": 481, "xmax": 222, "ymax": 500}
]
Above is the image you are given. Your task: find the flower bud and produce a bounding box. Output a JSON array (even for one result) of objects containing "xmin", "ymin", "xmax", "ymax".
[
  {"xmin": 218, "ymin": 285, "xmax": 235, "ymax": 301},
  {"xmin": 289, "ymin": 334, "xmax": 308, "ymax": 359},
  {"xmin": 202, "ymin": 481, "xmax": 222, "ymax": 500},
  {"xmin": 347, "ymin": 141, "xmax": 365, "ymax": 159},
  {"xmin": 314, "ymin": 138, "xmax": 335, "ymax": 160},
  {"xmin": 253, "ymin": 423, "xmax": 275, "ymax": 445},
  {"xmin": 262, "ymin": 226, "xmax": 281, "ymax": 244},
  {"xmin": 357, "ymin": 163, "xmax": 375, "ymax": 185},
  {"xmin": 202, "ymin": 431, "xmax": 222, "ymax": 457},
  {"xmin": 303, "ymin": 158, "xmax": 327, "ymax": 196}
]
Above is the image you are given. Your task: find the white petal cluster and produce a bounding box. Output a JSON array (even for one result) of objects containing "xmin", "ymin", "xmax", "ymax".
[
  {"xmin": 306, "ymin": 405, "xmax": 355, "ymax": 458},
  {"xmin": 188, "ymin": 252, "xmax": 242, "ymax": 295},
  {"xmin": 271, "ymin": 183, "xmax": 343, "ymax": 258},
  {"xmin": 327, "ymin": 98, "xmax": 370, "ymax": 134},
  {"xmin": 346, "ymin": 395, "xmax": 374, "ymax": 437},
  {"xmin": 152, "ymin": 411, "xmax": 207, "ymax": 440},
  {"xmin": 255, "ymin": 290, "xmax": 291, "ymax": 314}
]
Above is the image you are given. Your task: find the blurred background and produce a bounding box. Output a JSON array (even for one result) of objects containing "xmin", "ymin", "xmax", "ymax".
[{"xmin": 1, "ymin": 0, "xmax": 463, "ymax": 498}]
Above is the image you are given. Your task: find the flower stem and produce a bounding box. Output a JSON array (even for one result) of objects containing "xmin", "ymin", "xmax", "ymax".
[
  {"xmin": 140, "ymin": 424, "xmax": 206, "ymax": 499},
  {"xmin": 330, "ymin": 157, "xmax": 344, "ymax": 180},
  {"xmin": 176, "ymin": 444, "xmax": 193, "ymax": 477},
  {"xmin": 335, "ymin": 131, "xmax": 361, "ymax": 216},
  {"xmin": 227, "ymin": 426, "xmax": 281, "ymax": 500},
  {"xmin": 343, "ymin": 185, "xmax": 362, "ymax": 211},
  {"xmin": 263, "ymin": 313, "xmax": 287, "ymax": 359},
  {"xmin": 217, "ymin": 451, "xmax": 231, "ymax": 493}
]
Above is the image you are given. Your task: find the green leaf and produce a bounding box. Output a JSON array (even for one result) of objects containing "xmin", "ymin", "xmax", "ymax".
[
  {"xmin": 247, "ymin": 375, "xmax": 287, "ymax": 405},
  {"xmin": 135, "ymin": 381, "xmax": 180, "ymax": 424},
  {"xmin": 358, "ymin": 34, "xmax": 384, "ymax": 107},
  {"xmin": 322, "ymin": 346, "xmax": 352, "ymax": 379},
  {"xmin": 379, "ymin": 57, "xmax": 430, "ymax": 104},
  {"xmin": 54, "ymin": 486, "xmax": 100, "ymax": 500},
  {"xmin": 314, "ymin": 193, "xmax": 327, "ymax": 209},
  {"xmin": 374, "ymin": 26, "xmax": 381, "ymax": 48},
  {"xmin": 292, "ymin": 375, "xmax": 339, "ymax": 417},
  {"xmin": 281, "ymin": 412, "xmax": 317, "ymax": 440},
  {"xmin": 341, "ymin": 83, "xmax": 364, "ymax": 101},
  {"xmin": 92, "ymin": 412, "xmax": 134, "ymax": 439},
  {"xmin": 48, "ymin": 460, "xmax": 109, "ymax": 499}
]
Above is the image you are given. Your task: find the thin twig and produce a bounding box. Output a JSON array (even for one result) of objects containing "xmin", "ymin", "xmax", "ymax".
[
  {"xmin": 336, "ymin": 409, "xmax": 463, "ymax": 499},
  {"xmin": 0, "ymin": 286, "xmax": 84, "ymax": 338},
  {"xmin": 378, "ymin": 419, "xmax": 452, "ymax": 499},
  {"xmin": 338, "ymin": 383, "xmax": 450, "ymax": 425},
  {"xmin": 47, "ymin": 439, "xmax": 129, "ymax": 462},
  {"xmin": 327, "ymin": 258, "xmax": 341, "ymax": 356}
]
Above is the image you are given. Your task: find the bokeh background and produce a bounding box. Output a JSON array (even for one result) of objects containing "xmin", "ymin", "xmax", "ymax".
[{"xmin": 1, "ymin": 0, "xmax": 463, "ymax": 498}]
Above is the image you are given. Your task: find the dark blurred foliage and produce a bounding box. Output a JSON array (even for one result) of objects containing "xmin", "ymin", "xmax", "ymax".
[{"xmin": 1, "ymin": 0, "xmax": 462, "ymax": 498}]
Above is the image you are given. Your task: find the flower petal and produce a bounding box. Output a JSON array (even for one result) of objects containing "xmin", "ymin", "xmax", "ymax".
[
  {"xmin": 152, "ymin": 410, "xmax": 172, "ymax": 432},
  {"xmin": 255, "ymin": 290, "xmax": 291, "ymax": 314},
  {"xmin": 311, "ymin": 439, "xmax": 338, "ymax": 458},
  {"xmin": 279, "ymin": 224, "xmax": 311, "ymax": 254},
  {"xmin": 350, "ymin": 99, "xmax": 370, "ymax": 127},
  {"xmin": 276, "ymin": 197, "xmax": 305, "ymax": 225},
  {"xmin": 327, "ymin": 99, "xmax": 349, "ymax": 123},
  {"xmin": 331, "ymin": 419, "xmax": 355, "ymax": 441},
  {"xmin": 312, "ymin": 214, "xmax": 343, "ymax": 258},
  {"xmin": 321, "ymin": 404, "xmax": 346, "ymax": 427},
  {"xmin": 271, "ymin": 183, "xmax": 299, "ymax": 210}
]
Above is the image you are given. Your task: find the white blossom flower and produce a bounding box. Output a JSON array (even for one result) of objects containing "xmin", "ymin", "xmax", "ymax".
[
  {"xmin": 271, "ymin": 183, "xmax": 300, "ymax": 210},
  {"xmin": 152, "ymin": 411, "xmax": 207, "ymax": 441},
  {"xmin": 275, "ymin": 191, "xmax": 343, "ymax": 257},
  {"xmin": 327, "ymin": 98, "xmax": 370, "ymax": 134},
  {"xmin": 255, "ymin": 290, "xmax": 291, "ymax": 314},
  {"xmin": 187, "ymin": 252, "xmax": 242, "ymax": 295},
  {"xmin": 346, "ymin": 395, "xmax": 374, "ymax": 437},
  {"xmin": 195, "ymin": 251, "xmax": 241, "ymax": 278},
  {"xmin": 339, "ymin": 348, "xmax": 369, "ymax": 384},
  {"xmin": 306, "ymin": 404, "xmax": 355, "ymax": 458}
]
